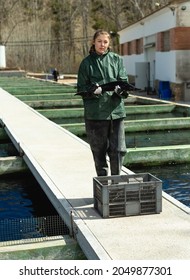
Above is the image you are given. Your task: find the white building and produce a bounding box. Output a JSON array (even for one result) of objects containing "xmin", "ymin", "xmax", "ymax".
[{"xmin": 118, "ymin": 1, "xmax": 190, "ymax": 101}]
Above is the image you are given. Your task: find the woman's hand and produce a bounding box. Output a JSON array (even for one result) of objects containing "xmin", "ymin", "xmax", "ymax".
[{"xmin": 94, "ymin": 87, "xmax": 102, "ymax": 95}]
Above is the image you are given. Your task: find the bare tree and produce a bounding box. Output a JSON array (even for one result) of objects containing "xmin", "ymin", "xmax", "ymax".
[
  {"xmin": 0, "ymin": 0, "xmax": 21, "ymax": 44},
  {"xmin": 50, "ymin": 0, "xmax": 80, "ymax": 72},
  {"xmin": 79, "ymin": 0, "xmax": 92, "ymax": 57},
  {"xmin": 2, "ymin": 0, "xmax": 171, "ymax": 72}
]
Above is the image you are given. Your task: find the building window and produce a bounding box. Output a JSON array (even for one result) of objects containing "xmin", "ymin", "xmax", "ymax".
[
  {"xmin": 120, "ymin": 42, "xmax": 128, "ymax": 55},
  {"xmin": 128, "ymin": 41, "xmax": 132, "ymax": 55},
  {"xmin": 157, "ymin": 31, "xmax": 170, "ymax": 52},
  {"xmin": 136, "ymin": 38, "xmax": 143, "ymax": 54},
  {"xmin": 120, "ymin": 38, "xmax": 143, "ymax": 55},
  {"xmin": 163, "ymin": 31, "xmax": 170, "ymax": 51}
]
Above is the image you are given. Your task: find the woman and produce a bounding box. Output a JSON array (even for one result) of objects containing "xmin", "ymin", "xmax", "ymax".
[{"xmin": 77, "ymin": 29, "xmax": 128, "ymax": 176}]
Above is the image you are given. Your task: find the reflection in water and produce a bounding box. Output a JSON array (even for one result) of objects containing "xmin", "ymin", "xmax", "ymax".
[
  {"xmin": 132, "ymin": 164, "xmax": 190, "ymax": 208},
  {"xmin": 0, "ymin": 173, "xmax": 57, "ymax": 220},
  {"xmin": 0, "ymin": 173, "xmax": 61, "ymax": 241},
  {"xmin": 126, "ymin": 129, "xmax": 190, "ymax": 148}
]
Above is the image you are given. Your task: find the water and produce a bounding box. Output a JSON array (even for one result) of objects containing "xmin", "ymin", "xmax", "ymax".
[
  {"xmin": 132, "ymin": 163, "xmax": 190, "ymax": 208},
  {"xmin": 125, "ymin": 112, "xmax": 182, "ymax": 120},
  {"xmin": 125, "ymin": 127, "xmax": 190, "ymax": 209},
  {"xmin": 0, "ymin": 173, "xmax": 57, "ymax": 220},
  {"xmin": 126, "ymin": 129, "xmax": 190, "ymax": 148},
  {"xmin": 0, "ymin": 173, "xmax": 64, "ymax": 242},
  {"xmin": 50, "ymin": 112, "xmax": 184, "ymax": 125}
]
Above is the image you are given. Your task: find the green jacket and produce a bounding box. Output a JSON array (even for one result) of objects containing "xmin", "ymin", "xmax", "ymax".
[{"xmin": 77, "ymin": 50, "xmax": 128, "ymax": 120}]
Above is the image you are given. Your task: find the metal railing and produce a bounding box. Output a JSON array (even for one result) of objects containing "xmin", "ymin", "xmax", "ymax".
[{"xmin": 0, "ymin": 215, "xmax": 70, "ymax": 246}]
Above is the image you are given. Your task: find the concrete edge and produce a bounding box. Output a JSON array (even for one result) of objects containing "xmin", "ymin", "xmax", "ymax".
[
  {"xmin": 162, "ymin": 191, "xmax": 190, "ymax": 214},
  {"xmin": 21, "ymin": 142, "xmax": 112, "ymax": 260},
  {"xmin": 1, "ymin": 115, "xmax": 111, "ymax": 259},
  {"xmin": 0, "ymin": 236, "xmax": 73, "ymax": 252}
]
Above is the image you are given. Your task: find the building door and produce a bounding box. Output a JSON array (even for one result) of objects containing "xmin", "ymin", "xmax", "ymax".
[
  {"xmin": 144, "ymin": 45, "xmax": 156, "ymax": 91},
  {"xmin": 135, "ymin": 62, "xmax": 150, "ymax": 90}
]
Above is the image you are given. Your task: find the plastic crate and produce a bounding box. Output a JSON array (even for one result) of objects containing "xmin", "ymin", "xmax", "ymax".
[{"xmin": 93, "ymin": 173, "xmax": 162, "ymax": 218}]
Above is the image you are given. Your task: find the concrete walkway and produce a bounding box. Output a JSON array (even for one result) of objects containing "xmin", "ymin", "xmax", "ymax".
[{"xmin": 0, "ymin": 88, "xmax": 190, "ymax": 260}]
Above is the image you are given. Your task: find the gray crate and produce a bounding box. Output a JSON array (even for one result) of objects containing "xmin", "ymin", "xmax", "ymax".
[{"xmin": 93, "ymin": 173, "xmax": 162, "ymax": 218}]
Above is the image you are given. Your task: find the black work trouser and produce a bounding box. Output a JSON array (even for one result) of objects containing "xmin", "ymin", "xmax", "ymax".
[{"xmin": 85, "ymin": 118, "xmax": 127, "ymax": 176}]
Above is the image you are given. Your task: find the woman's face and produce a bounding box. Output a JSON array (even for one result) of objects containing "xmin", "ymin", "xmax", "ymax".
[{"xmin": 94, "ymin": 34, "xmax": 110, "ymax": 55}]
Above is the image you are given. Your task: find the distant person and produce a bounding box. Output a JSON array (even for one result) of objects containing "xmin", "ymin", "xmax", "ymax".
[
  {"xmin": 52, "ymin": 68, "xmax": 59, "ymax": 82},
  {"xmin": 77, "ymin": 29, "xmax": 129, "ymax": 176}
]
